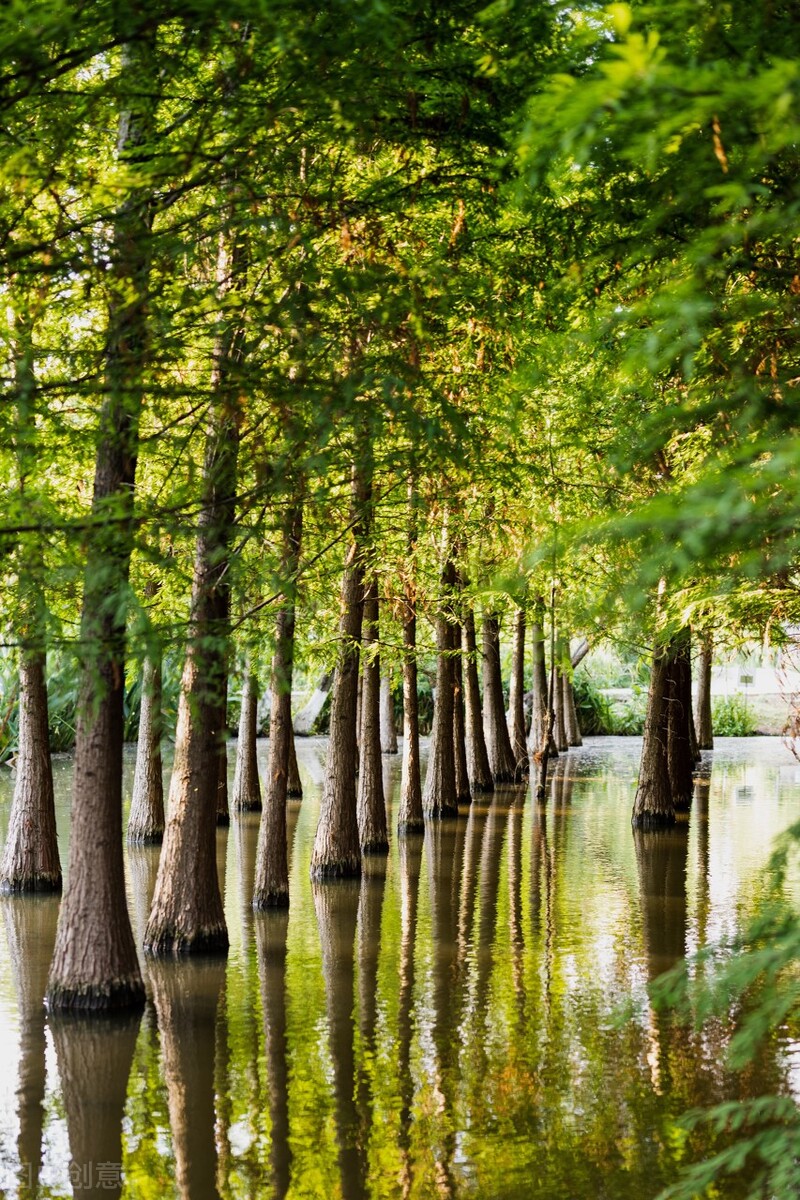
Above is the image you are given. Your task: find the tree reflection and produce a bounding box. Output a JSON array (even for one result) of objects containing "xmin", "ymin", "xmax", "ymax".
[
  {"xmin": 313, "ymin": 879, "xmax": 363, "ymax": 1200},
  {"xmin": 255, "ymin": 909, "xmax": 291, "ymax": 1200},
  {"xmin": 3, "ymin": 894, "xmax": 59, "ymax": 1197},
  {"xmin": 149, "ymin": 957, "xmax": 227, "ymax": 1200},
  {"xmin": 397, "ymin": 834, "xmax": 422, "ymax": 1199}
]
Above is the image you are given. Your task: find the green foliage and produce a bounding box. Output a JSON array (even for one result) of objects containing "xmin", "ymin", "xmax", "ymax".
[
  {"xmin": 572, "ymin": 673, "xmax": 615, "ymax": 734},
  {"xmin": 652, "ymin": 820, "xmax": 800, "ymax": 1199},
  {"xmin": 713, "ymin": 694, "xmax": 757, "ymax": 738}
]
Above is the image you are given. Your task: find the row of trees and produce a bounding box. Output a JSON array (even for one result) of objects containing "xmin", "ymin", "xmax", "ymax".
[{"xmin": 0, "ymin": 0, "xmax": 796, "ymax": 1033}]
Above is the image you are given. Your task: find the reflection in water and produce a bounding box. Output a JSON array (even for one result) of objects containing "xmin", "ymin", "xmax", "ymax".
[
  {"xmin": 149, "ymin": 957, "xmax": 227, "ymax": 1200},
  {"xmin": 0, "ymin": 738, "xmax": 798, "ymax": 1198},
  {"xmin": 52, "ymin": 1010, "xmax": 141, "ymax": 1199},
  {"xmin": 3, "ymin": 894, "xmax": 59, "ymax": 1197},
  {"xmin": 314, "ymin": 879, "xmax": 364, "ymax": 1200}
]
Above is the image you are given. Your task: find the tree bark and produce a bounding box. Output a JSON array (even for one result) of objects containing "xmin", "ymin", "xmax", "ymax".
[
  {"xmin": 453, "ymin": 649, "xmax": 472, "ymax": 803},
  {"xmin": 695, "ymin": 634, "xmax": 713, "ymax": 750},
  {"xmin": 423, "ymin": 556, "xmax": 459, "ymax": 818},
  {"xmin": 552, "ymin": 637, "xmax": 569, "ymax": 752},
  {"xmin": 507, "ymin": 607, "xmax": 528, "ymax": 779},
  {"xmin": 462, "ymin": 607, "xmax": 494, "ymax": 794},
  {"xmin": 286, "ymin": 726, "xmax": 303, "ymax": 797},
  {"xmin": 481, "ymin": 613, "xmax": 516, "ymax": 783},
  {"xmin": 145, "ymin": 204, "xmax": 245, "ymax": 955},
  {"xmin": 528, "ymin": 600, "xmax": 556, "ymax": 759},
  {"xmin": 379, "ymin": 672, "xmax": 398, "ymax": 754},
  {"xmin": 562, "ymin": 667, "xmax": 583, "ymax": 747},
  {"xmin": 398, "ymin": 492, "xmax": 423, "ymax": 833},
  {"xmin": 631, "ymin": 641, "xmax": 675, "ymax": 829},
  {"xmin": 216, "ymin": 698, "xmax": 230, "ymax": 827},
  {"xmin": 232, "ymin": 672, "xmax": 262, "ymax": 812},
  {"xmin": 357, "ymin": 576, "xmax": 389, "ymax": 853},
  {"xmin": 667, "ymin": 629, "xmax": 694, "ymax": 812},
  {"xmin": 310, "ymin": 466, "xmax": 369, "ymax": 879},
  {"xmin": 1, "ymin": 652, "xmax": 60, "ymax": 892},
  {"xmin": 127, "ymin": 652, "xmax": 165, "ymax": 844},
  {"xmin": 254, "ymin": 500, "xmax": 302, "ymax": 907},
  {"xmin": 47, "ymin": 33, "xmax": 157, "ymax": 1010}
]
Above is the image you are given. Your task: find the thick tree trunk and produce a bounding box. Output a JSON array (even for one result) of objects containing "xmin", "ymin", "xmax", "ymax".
[
  {"xmin": 357, "ymin": 577, "xmax": 389, "ymax": 853},
  {"xmin": 462, "ymin": 608, "xmax": 494, "ymax": 794},
  {"xmin": 47, "ymin": 36, "xmax": 156, "ymax": 1010},
  {"xmin": 482, "ymin": 613, "xmax": 516, "ymax": 783},
  {"xmin": 127, "ymin": 652, "xmax": 164, "ymax": 844},
  {"xmin": 453, "ymin": 650, "xmax": 472, "ymax": 803},
  {"xmin": 507, "ymin": 607, "xmax": 528, "ymax": 780},
  {"xmin": 310, "ymin": 467, "xmax": 369, "ymax": 879},
  {"xmin": 562, "ymin": 668, "xmax": 583, "ymax": 747},
  {"xmin": 145, "ymin": 211, "xmax": 245, "ymax": 955},
  {"xmin": 1, "ymin": 652, "xmax": 60, "ymax": 892},
  {"xmin": 667, "ymin": 629, "xmax": 694, "ymax": 812},
  {"xmin": 695, "ymin": 635, "xmax": 713, "ymax": 750},
  {"xmin": 631, "ymin": 642, "xmax": 675, "ymax": 829},
  {"xmin": 232, "ymin": 673, "xmax": 262, "ymax": 813},
  {"xmin": 254, "ymin": 501, "xmax": 302, "ymax": 907},
  {"xmin": 379, "ymin": 673, "xmax": 398, "ymax": 754},
  {"xmin": 423, "ymin": 556, "xmax": 459, "ymax": 818},
  {"xmin": 398, "ymin": 496, "xmax": 423, "ymax": 833}
]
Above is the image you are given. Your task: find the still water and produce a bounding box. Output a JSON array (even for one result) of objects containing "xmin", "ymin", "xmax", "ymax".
[{"xmin": 0, "ymin": 736, "xmax": 798, "ymax": 1199}]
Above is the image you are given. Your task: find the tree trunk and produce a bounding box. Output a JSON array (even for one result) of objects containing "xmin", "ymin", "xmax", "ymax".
[
  {"xmin": 423, "ymin": 556, "xmax": 459, "ymax": 819},
  {"xmin": 145, "ymin": 204, "xmax": 246, "ymax": 955},
  {"xmin": 507, "ymin": 607, "xmax": 528, "ymax": 780},
  {"xmin": 528, "ymin": 600, "xmax": 556, "ymax": 759},
  {"xmin": 462, "ymin": 608, "xmax": 494, "ymax": 794},
  {"xmin": 357, "ymin": 577, "xmax": 389, "ymax": 853},
  {"xmin": 127, "ymin": 652, "xmax": 165, "ymax": 844},
  {"xmin": 481, "ymin": 613, "xmax": 516, "ymax": 783},
  {"xmin": 552, "ymin": 637, "xmax": 569, "ymax": 752},
  {"xmin": 631, "ymin": 642, "xmax": 675, "ymax": 829},
  {"xmin": 379, "ymin": 673, "xmax": 398, "ymax": 754},
  {"xmin": 667, "ymin": 629, "xmax": 694, "ymax": 812},
  {"xmin": 695, "ymin": 634, "xmax": 713, "ymax": 750},
  {"xmin": 398, "ymin": 492, "xmax": 423, "ymax": 833},
  {"xmin": 453, "ymin": 650, "xmax": 472, "ymax": 802},
  {"xmin": 254, "ymin": 500, "xmax": 302, "ymax": 907},
  {"xmin": 216, "ymin": 697, "xmax": 230, "ymax": 827},
  {"xmin": 286, "ymin": 727, "xmax": 303, "ymax": 797},
  {"xmin": 562, "ymin": 667, "xmax": 583, "ymax": 747},
  {"xmin": 232, "ymin": 672, "xmax": 262, "ymax": 812},
  {"xmin": 292, "ymin": 669, "xmax": 332, "ymax": 735},
  {"xmin": 1, "ymin": 652, "xmax": 60, "ymax": 892},
  {"xmin": 47, "ymin": 34, "xmax": 157, "ymax": 1010},
  {"xmin": 310, "ymin": 466, "xmax": 369, "ymax": 879}
]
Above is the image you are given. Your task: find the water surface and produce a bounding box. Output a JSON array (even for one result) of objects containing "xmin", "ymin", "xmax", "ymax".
[{"xmin": 0, "ymin": 736, "xmax": 798, "ymax": 1199}]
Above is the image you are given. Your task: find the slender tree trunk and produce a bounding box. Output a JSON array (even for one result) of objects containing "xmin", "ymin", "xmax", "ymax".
[
  {"xmin": 507, "ymin": 607, "xmax": 528, "ymax": 780},
  {"xmin": 1, "ymin": 316, "xmax": 60, "ymax": 893},
  {"xmin": 453, "ymin": 650, "xmax": 472, "ymax": 803},
  {"xmin": 254, "ymin": 500, "xmax": 302, "ymax": 907},
  {"xmin": 562, "ymin": 667, "xmax": 582, "ymax": 747},
  {"xmin": 695, "ymin": 634, "xmax": 713, "ymax": 750},
  {"xmin": 286, "ymin": 727, "xmax": 302, "ymax": 797},
  {"xmin": 552, "ymin": 636, "xmax": 569, "ymax": 752},
  {"xmin": 528, "ymin": 599, "xmax": 556, "ymax": 759},
  {"xmin": 357, "ymin": 577, "xmax": 389, "ymax": 853},
  {"xmin": 127, "ymin": 651, "xmax": 164, "ymax": 844},
  {"xmin": 482, "ymin": 613, "xmax": 516, "ymax": 783},
  {"xmin": 379, "ymin": 673, "xmax": 398, "ymax": 754},
  {"xmin": 398, "ymin": 491, "xmax": 423, "ymax": 833},
  {"xmin": 462, "ymin": 607, "xmax": 494, "ymax": 793},
  {"xmin": 423, "ymin": 555, "xmax": 459, "ymax": 819},
  {"xmin": 667, "ymin": 629, "xmax": 694, "ymax": 812},
  {"xmin": 145, "ymin": 207, "xmax": 246, "ymax": 955},
  {"xmin": 47, "ymin": 34, "xmax": 157, "ymax": 1010},
  {"xmin": 232, "ymin": 672, "xmax": 262, "ymax": 812},
  {"xmin": 310, "ymin": 466, "xmax": 369, "ymax": 879},
  {"xmin": 216, "ymin": 697, "xmax": 230, "ymax": 827},
  {"xmin": 632, "ymin": 641, "xmax": 675, "ymax": 829}
]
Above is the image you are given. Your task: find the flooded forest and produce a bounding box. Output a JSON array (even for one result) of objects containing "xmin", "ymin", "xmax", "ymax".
[{"xmin": 1, "ymin": 1, "xmax": 799, "ymax": 1198}]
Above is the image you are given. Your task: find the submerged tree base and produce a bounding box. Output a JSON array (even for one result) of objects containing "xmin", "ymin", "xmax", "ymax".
[
  {"xmin": 309, "ymin": 857, "xmax": 361, "ymax": 881},
  {"xmin": 143, "ymin": 925, "xmax": 230, "ymax": 957},
  {"xmin": 0, "ymin": 871, "xmax": 62, "ymax": 895},
  {"xmin": 126, "ymin": 829, "xmax": 164, "ymax": 847},
  {"xmin": 46, "ymin": 975, "xmax": 146, "ymax": 1014},
  {"xmin": 252, "ymin": 888, "xmax": 290, "ymax": 910},
  {"xmin": 398, "ymin": 818, "xmax": 425, "ymax": 835},
  {"xmin": 631, "ymin": 810, "xmax": 677, "ymax": 831}
]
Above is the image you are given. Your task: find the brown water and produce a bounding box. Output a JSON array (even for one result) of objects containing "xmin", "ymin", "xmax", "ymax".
[{"xmin": 0, "ymin": 736, "xmax": 799, "ymax": 1199}]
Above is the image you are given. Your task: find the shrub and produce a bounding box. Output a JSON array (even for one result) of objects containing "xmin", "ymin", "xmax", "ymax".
[{"xmin": 712, "ymin": 693, "xmax": 756, "ymax": 737}]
